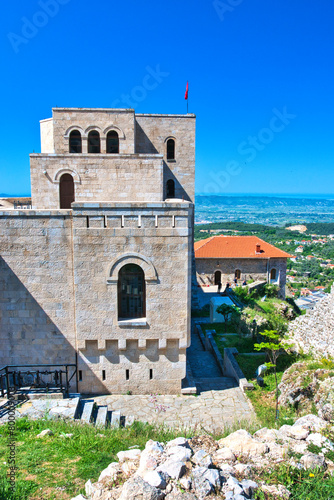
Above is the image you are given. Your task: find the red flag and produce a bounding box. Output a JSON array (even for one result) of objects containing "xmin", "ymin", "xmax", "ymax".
[{"xmin": 185, "ymin": 81, "xmax": 189, "ymax": 100}]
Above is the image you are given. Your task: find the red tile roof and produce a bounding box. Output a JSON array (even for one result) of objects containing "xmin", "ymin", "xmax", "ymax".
[{"xmin": 194, "ymin": 236, "xmax": 291, "ymax": 259}]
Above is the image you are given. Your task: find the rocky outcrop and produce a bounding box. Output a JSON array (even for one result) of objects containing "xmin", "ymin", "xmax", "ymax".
[
  {"xmin": 71, "ymin": 414, "xmax": 334, "ymax": 500},
  {"xmin": 288, "ymin": 285, "xmax": 334, "ymax": 358},
  {"xmin": 278, "ymin": 362, "xmax": 334, "ymax": 422}
]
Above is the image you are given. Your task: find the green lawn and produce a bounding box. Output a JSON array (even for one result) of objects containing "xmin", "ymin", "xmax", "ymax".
[{"xmin": 0, "ymin": 419, "xmax": 189, "ymax": 500}]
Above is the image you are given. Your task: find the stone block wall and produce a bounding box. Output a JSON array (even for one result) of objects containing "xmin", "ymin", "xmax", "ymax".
[
  {"xmin": 288, "ymin": 284, "xmax": 334, "ymax": 358},
  {"xmin": 72, "ymin": 202, "xmax": 193, "ymax": 394},
  {"xmin": 0, "ymin": 202, "xmax": 193, "ymax": 395},
  {"xmin": 135, "ymin": 115, "xmax": 196, "ymax": 202},
  {"xmin": 195, "ymin": 257, "xmax": 287, "ymax": 297},
  {"xmin": 52, "ymin": 108, "xmax": 136, "ymax": 155},
  {"xmin": 0, "ymin": 211, "xmax": 76, "ymax": 368},
  {"xmin": 30, "ymin": 154, "xmax": 163, "ymax": 209}
]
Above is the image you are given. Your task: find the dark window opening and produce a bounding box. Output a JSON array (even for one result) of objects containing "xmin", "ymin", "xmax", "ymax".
[
  {"xmin": 59, "ymin": 173, "xmax": 75, "ymax": 209},
  {"xmin": 167, "ymin": 138, "xmax": 175, "ymax": 160},
  {"xmin": 69, "ymin": 130, "xmax": 82, "ymax": 153},
  {"xmin": 149, "ymin": 369, "xmax": 153, "ymax": 380},
  {"xmin": 102, "ymin": 370, "xmax": 106, "ymax": 381},
  {"xmin": 214, "ymin": 270, "xmax": 221, "ymax": 285},
  {"xmin": 270, "ymin": 269, "xmax": 277, "ymax": 280},
  {"xmin": 86, "ymin": 216, "xmax": 90, "ymax": 228},
  {"xmin": 88, "ymin": 130, "xmax": 100, "ymax": 153},
  {"xmin": 126, "ymin": 369, "xmax": 129, "ymax": 380},
  {"xmin": 107, "ymin": 130, "xmax": 119, "ymax": 153},
  {"xmin": 166, "ymin": 179, "xmax": 175, "ymax": 198},
  {"xmin": 78, "ymin": 370, "xmax": 82, "ymax": 381},
  {"xmin": 235, "ymin": 269, "xmax": 241, "ymax": 279},
  {"xmin": 118, "ymin": 264, "xmax": 146, "ymax": 320}
]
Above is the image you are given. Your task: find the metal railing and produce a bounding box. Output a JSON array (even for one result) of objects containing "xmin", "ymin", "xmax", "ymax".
[{"xmin": 0, "ymin": 364, "xmax": 77, "ymax": 398}]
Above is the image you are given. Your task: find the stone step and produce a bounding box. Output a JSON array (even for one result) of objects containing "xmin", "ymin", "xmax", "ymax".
[
  {"xmin": 111, "ymin": 410, "xmax": 121, "ymax": 428},
  {"xmin": 95, "ymin": 406, "xmax": 108, "ymax": 428},
  {"xmin": 195, "ymin": 377, "xmax": 237, "ymax": 392},
  {"xmin": 81, "ymin": 401, "xmax": 94, "ymax": 424}
]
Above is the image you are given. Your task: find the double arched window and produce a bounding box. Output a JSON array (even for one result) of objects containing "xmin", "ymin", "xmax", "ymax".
[
  {"xmin": 69, "ymin": 130, "xmax": 82, "ymax": 153},
  {"xmin": 118, "ymin": 264, "xmax": 146, "ymax": 320},
  {"xmin": 107, "ymin": 130, "xmax": 119, "ymax": 153},
  {"xmin": 88, "ymin": 131, "xmax": 100, "ymax": 153},
  {"xmin": 166, "ymin": 138, "xmax": 175, "ymax": 160}
]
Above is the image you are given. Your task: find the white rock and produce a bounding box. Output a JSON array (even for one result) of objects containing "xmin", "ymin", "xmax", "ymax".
[
  {"xmin": 85, "ymin": 479, "xmax": 96, "ymax": 496},
  {"xmin": 192, "ymin": 449, "xmax": 213, "ymax": 467},
  {"xmin": 60, "ymin": 433, "xmax": 73, "ymax": 439},
  {"xmin": 219, "ymin": 463, "xmax": 235, "ymax": 475},
  {"xmin": 306, "ymin": 433, "xmax": 334, "ymax": 450},
  {"xmin": 138, "ymin": 452, "xmax": 158, "ymax": 474},
  {"xmin": 167, "ymin": 446, "xmax": 192, "ymax": 462},
  {"xmin": 294, "ymin": 414, "xmax": 328, "ymax": 432},
  {"xmin": 70, "ymin": 496, "xmax": 87, "ymax": 500},
  {"xmin": 234, "ymin": 463, "xmax": 252, "ymax": 475},
  {"xmin": 219, "ymin": 429, "xmax": 269, "ymax": 456},
  {"xmin": 300, "ymin": 453, "xmax": 326, "ymax": 469},
  {"xmin": 179, "ymin": 477, "xmax": 192, "ymax": 490},
  {"xmin": 158, "ymin": 459, "xmax": 186, "ymax": 479},
  {"xmin": 279, "ymin": 424, "xmax": 309, "ymax": 440},
  {"xmin": 143, "ymin": 470, "xmax": 166, "ymax": 489},
  {"xmin": 117, "ymin": 449, "xmax": 141, "ymax": 462},
  {"xmin": 214, "ymin": 447, "xmax": 236, "ymax": 462},
  {"xmin": 145, "ymin": 440, "xmax": 164, "ymax": 456},
  {"xmin": 203, "ymin": 468, "xmax": 221, "ymax": 488},
  {"xmin": 98, "ymin": 462, "xmax": 119, "ymax": 482},
  {"xmin": 36, "ymin": 429, "xmax": 53, "ymax": 438},
  {"xmin": 254, "ymin": 427, "xmax": 282, "ymax": 442},
  {"xmin": 166, "ymin": 437, "xmax": 189, "ymax": 448}
]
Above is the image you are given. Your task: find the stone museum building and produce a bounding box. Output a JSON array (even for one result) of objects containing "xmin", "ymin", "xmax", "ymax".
[
  {"xmin": 0, "ymin": 108, "xmax": 196, "ymax": 394},
  {"xmin": 195, "ymin": 236, "xmax": 291, "ymax": 298}
]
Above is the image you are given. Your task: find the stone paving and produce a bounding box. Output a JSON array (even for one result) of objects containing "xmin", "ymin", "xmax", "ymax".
[
  {"xmin": 93, "ymin": 328, "xmax": 255, "ymax": 433},
  {"xmin": 93, "ymin": 386, "xmax": 255, "ymax": 433}
]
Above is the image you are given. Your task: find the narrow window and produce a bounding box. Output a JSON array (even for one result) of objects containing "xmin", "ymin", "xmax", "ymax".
[
  {"xmin": 86, "ymin": 216, "xmax": 90, "ymax": 228},
  {"xmin": 69, "ymin": 130, "xmax": 82, "ymax": 153},
  {"xmin": 149, "ymin": 369, "xmax": 153, "ymax": 380},
  {"xmin": 167, "ymin": 138, "xmax": 175, "ymax": 160},
  {"xmin": 166, "ymin": 179, "xmax": 175, "ymax": 198},
  {"xmin": 126, "ymin": 369, "xmax": 129, "ymax": 380},
  {"xmin": 102, "ymin": 370, "xmax": 106, "ymax": 381},
  {"xmin": 214, "ymin": 270, "xmax": 221, "ymax": 285},
  {"xmin": 107, "ymin": 130, "xmax": 119, "ymax": 153},
  {"xmin": 88, "ymin": 130, "xmax": 100, "ymax": 153},
  {"xmin": 59, "ymin": 173, "xmax": 75, "ymax": 209},
  {"xmin": 78, "ymin": 370, "xmax": 82, "ymax": 381},
  {"xmin": 270, "ymin": 269, "xmax": 277, "ymax": 281},
  {"xmin": 235, "ymin": 269, "xmax": 241, "ymax": 280},
  {"xmin": 118, "ymin": 264, "xmax": 146, "ymax": 320}
]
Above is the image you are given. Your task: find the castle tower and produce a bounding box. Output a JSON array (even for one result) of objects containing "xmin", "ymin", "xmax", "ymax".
[{"xmin": 0, "ymin": 108, "xmax": 196, "ymax": 394}]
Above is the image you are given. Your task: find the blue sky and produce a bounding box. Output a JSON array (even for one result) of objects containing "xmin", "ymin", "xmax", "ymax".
[{"xmin": 1, "ymin": 0, "xmax": 334, "ymax": 196}]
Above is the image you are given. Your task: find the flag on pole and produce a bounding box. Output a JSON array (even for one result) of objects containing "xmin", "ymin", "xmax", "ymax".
[{"xmin": 185, "ymin": 81, "xmax": 189, "ymax": 100}]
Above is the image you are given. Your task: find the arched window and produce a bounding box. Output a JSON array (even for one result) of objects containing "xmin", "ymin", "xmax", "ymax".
[
  {"xmin": 166, "ymin": 139, "xmax": 175, "ymax": 160},
  {"xmin": 118, "ymin": 264, "xmax": 146, "ymax": 320},
  {"xmin": 214, "ymin": 270, "xmax": 221, "ymax": 285},
  {"xmin": 235, "ymin": 269, "xmax": 241, "ymax": 279},
  {"xmin": 88, "ymin": 131, "xmax": 100, "ymax": 153},
  {"xmin": 270, "ymin": 269, "xmax": 277, "ymax": 280},
  {"xmin": 107, "ymin": 130, "xmax": 119, "ymax": 153},
  {"xmin": 166, "ymin": 179, "xmax": 175, "ymax": 198},
  {"xmin": 59, "ymin": 174, "xmax": 75, "ymax": 209},
  {"xmin": 69, "ymin": 130, "xmax": 82, "ymax": 153}
]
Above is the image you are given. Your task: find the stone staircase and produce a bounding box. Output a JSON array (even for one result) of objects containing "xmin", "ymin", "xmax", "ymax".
[{"xmin": 75, "ymin": 398, "xmax": 132, "ymax": 428}]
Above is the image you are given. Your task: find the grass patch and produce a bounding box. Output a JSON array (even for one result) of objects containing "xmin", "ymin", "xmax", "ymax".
[
  {"xmin": 202, "ymin": 321, "xmax": 239, "ymax": 334},
  {"xmin": 0, "ymin": 418, "xmax": 191, "ymax": 500},
  {"xmin": 236, "ymin": 353, "xmax": 266, "ymax": 380},
  {"xmin": 255, "ymin": 464, "xmax": 334, "ymax": 499}
]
